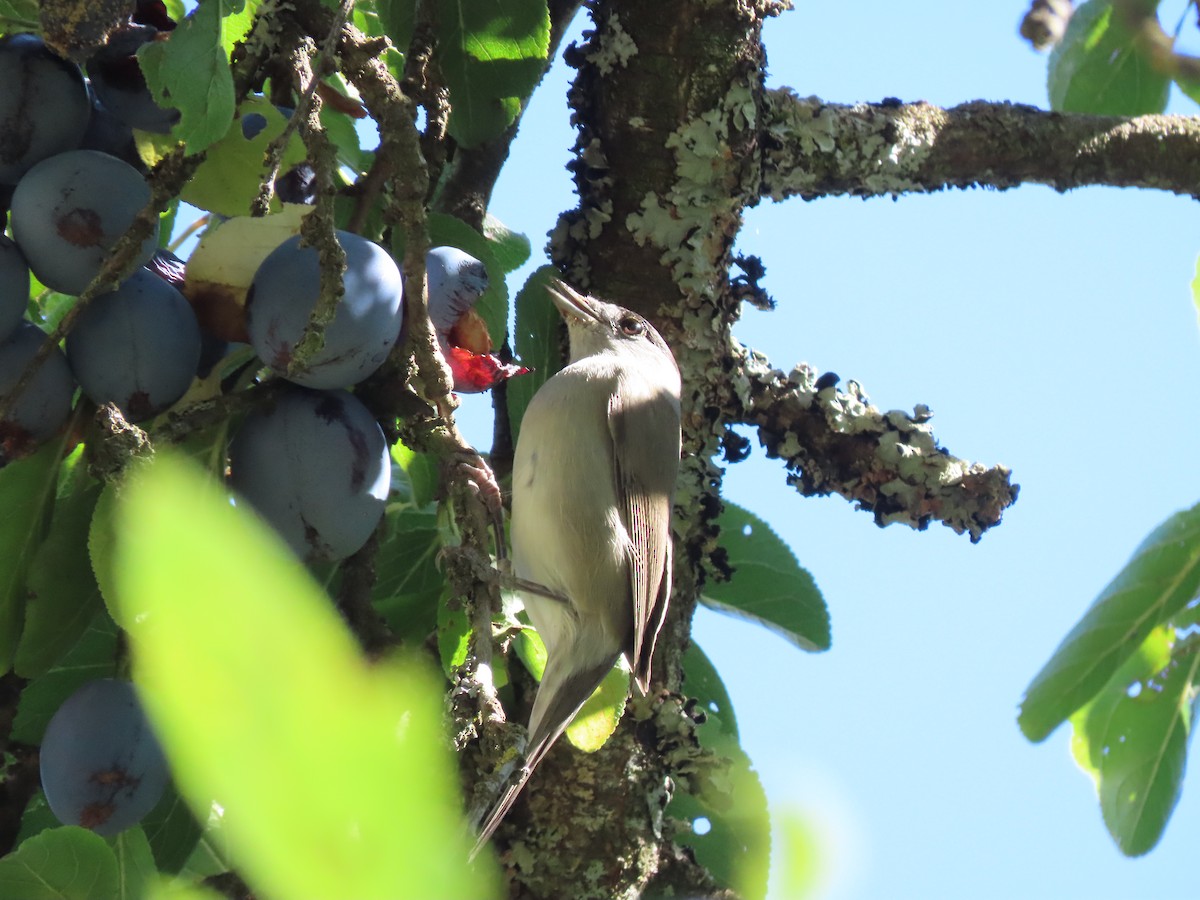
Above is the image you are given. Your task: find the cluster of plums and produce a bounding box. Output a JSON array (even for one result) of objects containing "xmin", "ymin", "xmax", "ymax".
[{"xmin": 0, "ymin": 29, "xmax": 507, "ymax": 838}]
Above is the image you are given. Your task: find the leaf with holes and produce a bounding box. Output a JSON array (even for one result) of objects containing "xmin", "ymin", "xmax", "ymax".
[
  {"xmin": 1067, "ymin": 615, "xmax": 1200, "ymax": 856},
  {"xmin": 700, "ymin": 502, "xmax": 830, "ymax": 653},
  {"xmin": 1019, "ymin": 501, "xmax": 1200, "ymax": 742}
]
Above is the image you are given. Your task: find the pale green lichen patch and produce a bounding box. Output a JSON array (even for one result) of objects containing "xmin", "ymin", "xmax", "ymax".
[
  {"xmin": 762, "ymin": 89, "xmax": 944, "ymax": 199},
  {"xmin": 586, "ymin": 10, "xmax": 638, "ymax": 74},
  {"xmin": 626, "ymin": 83, "xmax": 759, "ymax": 293}
]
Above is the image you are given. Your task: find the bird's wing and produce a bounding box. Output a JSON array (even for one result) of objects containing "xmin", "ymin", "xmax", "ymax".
[{"xmin": 608, "ymin": 375, "xmax": 681, "ymax": 692}]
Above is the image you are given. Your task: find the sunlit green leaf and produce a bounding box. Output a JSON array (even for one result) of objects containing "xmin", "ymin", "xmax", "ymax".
[
  {"xmin": 1067, "ymin": 612, "xmax": 1200, "ymax": 856},
  {"xmin": 1047, "ymin": 0, "xmax": 1169, "ymax": 115},
  {"xmin": 179, "ymin": 98, "xmax": 307, "ymax": 215},
  {"xmin": 1020, "ymin": 502, "xmax": 1200, "ymax": 741},
  {"xmin": 701, "ymin": 502, "xmax": 830, "ymax": 653},
  {"xmin": 138, "ymin": 0, "xmax": 246, "ymax": 152},
  {"xmin": 434, "ymin": 0, "xmax": 550, "ymax": 146},
  {"xmin": 0, "ymin": 827, "xmax": 118, "ymax": 900},
  {"xmin": 111, "ymin": 453, "xmax": 497, "ymax": 900}
]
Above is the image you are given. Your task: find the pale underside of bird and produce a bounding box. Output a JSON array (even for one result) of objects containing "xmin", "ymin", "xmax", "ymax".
[{"xmin": 470, "ymin": 280, "xmax": 682, "ymax": 857}]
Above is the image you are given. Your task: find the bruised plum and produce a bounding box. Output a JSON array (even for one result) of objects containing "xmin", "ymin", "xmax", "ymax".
[
  {"xmin": 65, "ymin": 268, "xmax": 201, "ymax": 420},
  {"xmin": 228, "ymin": 387, "xmax": 390, "ymax": 562},
  {"xmin": 10, "ymin": 149, "xmax": 158, "ymax": 295},
  {"xmin": 0, "ymin": 321, "xmax": 76, "ymax": 458},
  {"xmin": 40, "ymin": 679, "xmax": 168, "ymax": 836}
]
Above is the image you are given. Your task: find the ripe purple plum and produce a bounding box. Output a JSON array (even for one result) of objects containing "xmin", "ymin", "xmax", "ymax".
[
  {"xmin": 0, "ymin": 321, "xmax": 76, "ymax": 458},
  {"xmin": 229, "ymin": 387, "xmax": 391, "ymax": 562},
  {"xmin": 10, "ymin": 149, "xmax": 159, "ymax": 295},
  {"xmin": 40, "ymin": 679, "xmax": 168, "ymax": 836},
  {"xmin": 66, "ymin": 268, "xmax": 201, "ymax": 421},
  {"xmin": 246, "ymin": 231, "xmax": 404, "ymax": 389},
  {"xmin": 0, "ymin": 34, "xmax": 91, "ymax": 184}
]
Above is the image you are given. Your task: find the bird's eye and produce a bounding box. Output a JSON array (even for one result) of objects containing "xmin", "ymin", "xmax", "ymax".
[{"xmin": 619, "ymin": 316, "xmax": 645, "ymax": 336}]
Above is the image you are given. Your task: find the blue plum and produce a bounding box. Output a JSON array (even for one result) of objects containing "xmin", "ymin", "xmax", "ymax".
[
  {"xmin": 246, "ymin": 231, "xmax": 404, "ymax": 389},
  {"xmin": 11, "ymin": 149, "xmax": 158, "ymax": 295},
  {"xmin": 0, "ymin": 34, "xmax": 91, "ymax": 184},
  {"xmin": 0, "ymin": 321, "xmax": 76, "ymax": 458},
  {"xmin": 66, "ymin": 268, "xmax": 201, "ymax": 421},
  {"xmin": 228, "ymin": 387, "xmax": 391, "ymax": 562},
  {"xmin": 40, "ymin": 679, "xmax": 168, "ymax": 836}
]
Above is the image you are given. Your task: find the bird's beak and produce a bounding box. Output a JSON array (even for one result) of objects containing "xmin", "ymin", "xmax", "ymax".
[{"xmin": 546, "ymin": 279, "xmax": 602, "ymax": 327}]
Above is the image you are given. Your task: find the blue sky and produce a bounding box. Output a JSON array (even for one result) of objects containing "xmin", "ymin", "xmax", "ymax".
[{"xmin": 468, "ymin": 3, "xmax": 1200, "ymax": 898}]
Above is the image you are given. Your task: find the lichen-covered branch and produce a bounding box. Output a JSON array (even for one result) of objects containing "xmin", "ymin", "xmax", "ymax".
[
  {"xmin": 733, "ymin": 342, "xmax": 1017, "ymax": 542},
  {"xmin": 761, "ymin": 91, "xmax": 1200, "ymax": 200}
]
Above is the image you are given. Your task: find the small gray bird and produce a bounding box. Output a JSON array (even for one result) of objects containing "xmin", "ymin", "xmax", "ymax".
[{"xmin": 472, "ymin": 280, "xmax": 682, "ymax": 853}]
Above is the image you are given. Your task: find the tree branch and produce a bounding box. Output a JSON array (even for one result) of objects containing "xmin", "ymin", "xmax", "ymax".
[
  {"xmin": 760, "ymin": 92, "xmax": 1200, "ymax": 200},
  {"xmin": 733, "ymin": 342, "xmax": 1018, "ymax": 542}
]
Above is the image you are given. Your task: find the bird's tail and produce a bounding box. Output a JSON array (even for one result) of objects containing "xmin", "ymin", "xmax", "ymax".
[{"xmin": 470, "ymin": 652, "xmax": 621, "ymax": 859}]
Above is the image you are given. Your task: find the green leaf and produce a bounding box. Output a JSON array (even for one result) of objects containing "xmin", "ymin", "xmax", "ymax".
[
  {"xmin": 111, "ymin": 453, "xmax": 498, "ymax": 900},
  {"xmin": 1019, "ymin": 503, "xmax": 1200, "ymax": 741},
  {"xmin": 390, "ymin": 442, "xmax": 440, "ymax": 510},
  {"xmin": 395, "ymin": 213, "xmax": 510, "ymax": 347},
  {"xmin": 377, "ymin": 0, "xmax": 416, "ymax": 54},
  {"xmin": 371, "ymin": 505, "xmax": 443, "ymax": 642},
  {"xmin": 0, "ymin": 442, "xmax": 64, "ymax": 674},
  {"xmin": 10, "ymin": 611, "xmax": 120, "ymax": 744},
  {"xmin": 701, "ymin": 502, "xmax": 830, "ymax": 653},
  {"xmin": 0, "ymin": 0, "xmax": 38, "ymax": 29},
  {"xmin": 1047, "ymin": 0, "xmax": 1169, "ymax": 115},
  {"xmin": 1066, "ymin": 614, "xmax": 1200, "ymax": 856},
  {"xmin": 668, "ymin": 727, "xmax": 771, "ymax": 900},
  {"xmin": 138, "ymin": 0, "xmax": 242, "ymax": 153},
  {"xmin": 180, "ymin": 98, "xmax": 307, "ymax": 215},
  {"xmin": 482, "ymin": 214, "xmax": 531, "ymax": 273},
  {"xmin": 140, "ymin": 783, "xmax": 204, "ymax": 875},
  {"xmin": 14, "ymin": 792, "xmax": 58, "ymax": 847},
  {"xmin": 507, "ymin": 266, "xmax": 563, "ymax": 443},
  {"xmin": 682, "ymin": 643, "xmax": 739, "ymax": 737},
  {"xmin": 0, "ymin": 826, "xmax": 119, "ymax": 900},
  {"xmin": 15, "ymin": 480, "xmax": 104, "ymax": 677},
  {"xmin": 111, "ymin": 828, "xmax": 157, "ymax": 900},
  {"xmin": 436, "ymin": 589, "xmax": 471, "ymax": 674},
  {"xmin": 434, "ymin": 0, "xmax": 551, "ymax": 147}
]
